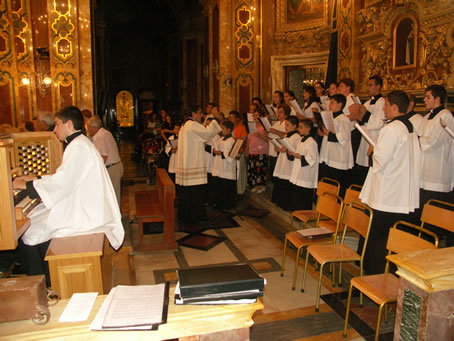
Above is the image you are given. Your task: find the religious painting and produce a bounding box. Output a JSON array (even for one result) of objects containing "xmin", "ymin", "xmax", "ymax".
[
  {"xmin": 287, "ymin": 0, "xmax": 326, "ymax": 25},
  {"xmin": 116, "ymin": 90, "xmax": 134, "ymax": 127},
  {"xmin": 276, "ymin": 0, "xmax": 329, "ymax": 34}
]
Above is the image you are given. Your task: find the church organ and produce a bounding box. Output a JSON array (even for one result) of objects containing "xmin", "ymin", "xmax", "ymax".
[{"xmin": 0, "ymin": 132, "xmax": 62, "ymax": 250}]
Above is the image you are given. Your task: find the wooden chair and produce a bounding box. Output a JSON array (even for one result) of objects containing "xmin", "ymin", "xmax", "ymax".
[
  {"xmin": 281, "ymin": 192, "xmax": 344, "ymax": 290},
  {"xmin": 291, "ymin": 177, "xmax": 340, "ymax": 231},
  {"xmin": 343, "ymin": 221, "xmax": 438, "ymax": 341},
  {"xmin": 343, "ymin": 184, "xmax": 362, "ymax": 206},
  {"xmin": 302, "ymin": 202, "xmax": 373, "ymax": 312},
  {"xmin": 420, "ymin": 199, "xmax": 454, "ymax": 235}
]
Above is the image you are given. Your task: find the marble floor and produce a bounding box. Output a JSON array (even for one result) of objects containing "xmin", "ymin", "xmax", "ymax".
[{"xmin": 118, "ymin": 139, "xmax": 391, "ymax": 341}]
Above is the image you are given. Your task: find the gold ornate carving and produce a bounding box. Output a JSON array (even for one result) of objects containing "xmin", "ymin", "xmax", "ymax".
[
  {"xmin": 358, "ymin": 0, "xmax": 454, "ymax": 91},
  {"xmin": 275, "ymin": 0, "xmax": 329, "ymax": 35},
  {"xmin": 275, "ymin": 27, "xmax": 330, "ymax": 55}
]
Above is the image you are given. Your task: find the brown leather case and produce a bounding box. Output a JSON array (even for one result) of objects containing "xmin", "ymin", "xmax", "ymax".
[{"xmin": 0, "ymin": 275, "xmax": 50, "ymax": 324}]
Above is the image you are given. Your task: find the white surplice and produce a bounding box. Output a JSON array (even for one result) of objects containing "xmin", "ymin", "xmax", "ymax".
[
  {"xmin": 419, "ymin": 108, "xmax": 454, "ymax": 192},
  {"xmin": 212, "ymin": 136, "xmax": 236, "ymax": 180},
  {"xmin": 356, "ymin": 96, "xmax": 385, "ymax": 167},
  {"xmin": 23, "ymin": 134, "xmax": 124, "ymax": 250},
  {"xmin": 273, "ymin": 131, "xmax": 301, "ymax": 180},
  {"xmin": 360, "ymin": 118, "xmax": 421, "ymax": 213},
  {"xmin": 175, "ymin": 118, "xmax": 221, "ymax": 186},
  {"xmin": 289, "ymin": 136, "xmax": 319, "ymax": 189}
]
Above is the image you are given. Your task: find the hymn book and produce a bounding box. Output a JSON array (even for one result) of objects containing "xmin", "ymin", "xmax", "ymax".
[
  {"xmin": 229, "ymin": 139, "xmax": 245, "ymax": 159},
  {"xmin": 247, "ymin": 113, "xmax": 256, "ymax": 133},
  {"xmin": 355, "ymin": 123, "xmax": 377, "ymax": 147},
  {"xmin": 440, "ymin": 119, "xmax": 454, "ymax": 139},
  {"xmin": 259, "ymin": 117, "xmax": 272, "ymax": 131},
  {"xmin": 289, "ymin": 99, "xmax": 304, "ymax": 117},
  {"xmin": 320, "ymin": 96, "xmax": 330, "ymax": 110},
  {"xmin": 278, "ymin": 138, "xmax": 295, "ymax": 153},
  {"xmin": 265, "ymin": 104, "xmax": 277, "ymax": 120},
  {"xmin": 269, "ymin": 138, "xmax": 282, "ymax": 150}
]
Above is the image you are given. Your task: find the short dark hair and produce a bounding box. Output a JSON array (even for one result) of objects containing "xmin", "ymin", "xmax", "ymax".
[
  {"xmin": 328, "ymin": 81, "xmax": 338, "ymax": 88},
  {"xmin": 331, "ymin": 94, "xmax": 347, "ymax": 110},
  {"xmin": 315, "ymin": 81, "xmax": 325, "ymax": 89},
  {"xmin": 285, "ymin": 90, "xmax": 295, "ymax": 99},
  {"xmin": 369, "ymin": 75, "xmax": 383, "ymax": 88},
  {"xmin": 386, "ymin": 90, "xmax": 410, "ymax": 114},
  {"xmin": 425, "ymin": 85, "xmax": 447, "ymax": 104},
  {"xmin": 274, "ymin": 91, "xmax": 284, "ymax": 104},
  {"xmin": 55, "ymin": 106, "xmax": 84, "ymax": 130},
  {"xmin": 252, "ymin": 97, "xmax": 263, "ymax": 106},
  {"xmin": 229, "ymin": 110, "xmax": 241, "ymax": 119},
  {"xmin": 222, "ymin": 120, "xmax": 234, "ymax": 131},
  {"xmin": 300, "ymin": 119, "xmax": 313, "ymax": 129},
  {"xmin": 278, "ymin": 104, "xmax": 291, "ymax": 117},
  {"xmin": 189, "ymin": 105, "xmax": 200, "ymax": 114},
  {"xmin": 286, "ymin": 116, "xmax": 299, "ymax": 127},
  {"xmin": 304, "ymin": 85, "xmax": 316, "ymax": 97},
  {"xmin": 339, "ymin": 78, "xmax": 355, "ymax": 93}
]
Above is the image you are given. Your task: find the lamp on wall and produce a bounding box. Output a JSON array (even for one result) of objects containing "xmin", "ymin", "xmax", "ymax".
[{"xmin": 20, "ymin": 47, "xmax": 53, "ymax": 94}]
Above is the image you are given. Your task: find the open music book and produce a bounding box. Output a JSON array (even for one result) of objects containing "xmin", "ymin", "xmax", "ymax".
[
  {"xmin": 314, "ymin": 111, "xmax": 335, "ymax": 133},
  {"xmin": 440, "ymin": 119, "xmax": 454, "ymax": 139},
  {"xmin": 355, "ymin": 123, "xmax": 377, "ymax": 147},
  {"xmin": 259, "ymin": 117, "xmax": 272, "ymax": 131},
  {"xmin": 247, "ymin": 113, "xmax": 256, "ymax": 133},
  {"xmin": 269, "ymin": 138, "xmax": 281, "ymax": 150},
  {"xmin": 277, "ymin": 138, "xmax": 295, "ymax": 153},
  {"xmin": 265, "ymin": 104, "xmax": 277, "ymax": 120},
  {"xmin": 289, "ymin": 99, "xmax": 304, "ymax": 117},
  {"xmin": 229, "ymin": 139, "xmax": 245, "ymax": 159},
  {"xmin": 90, "ymin": 283, "xmax": 168, "ymax": 330}
]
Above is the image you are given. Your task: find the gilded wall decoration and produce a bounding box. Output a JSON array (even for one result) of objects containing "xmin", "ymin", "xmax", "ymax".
[
  {"xmin": 234, "ymin": 1, "xmax": 257, "ymax": 111},
  {"xmin": 275, "ymin": 0, "xmax": 329, "ymax": 35},
  {"xmin": 357, "ymin": 0, "xmax": 454, "ymax": 92},
  {"xmin": 274, "ymin": 27, "xmax": 330, "ymax": 55},
  {"xmin": 337, "ymin": 0, "xmax": 352, "ymax": 77}
]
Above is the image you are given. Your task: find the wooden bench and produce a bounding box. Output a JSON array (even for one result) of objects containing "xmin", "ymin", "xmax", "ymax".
[
  {"xmin": 135, "ymin": 168, "xmax": 176, "ymax": 251},
  {"xmin": 45, "ymin": 233, "xmax": 135, "ymax": 299}
]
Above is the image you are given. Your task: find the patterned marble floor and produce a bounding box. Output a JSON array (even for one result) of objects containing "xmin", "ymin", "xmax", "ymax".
[{"xmin": 118, "ymin": 139, "xmax": 381, "ymax": 341}]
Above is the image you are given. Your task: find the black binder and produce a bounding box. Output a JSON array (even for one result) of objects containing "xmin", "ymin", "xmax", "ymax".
[{"xmin": 177, "ymin": 263, "xmax": 264, "ymax": 298}]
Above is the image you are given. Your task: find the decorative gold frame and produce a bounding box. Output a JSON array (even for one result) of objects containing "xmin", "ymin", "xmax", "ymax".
[
  {"xmin": 276, "ymin": 0, "xmax": 329, "ymax": 34},
  {"xmin": 392, "ymin": 15, "xmax": 418, "ymax": 70}
]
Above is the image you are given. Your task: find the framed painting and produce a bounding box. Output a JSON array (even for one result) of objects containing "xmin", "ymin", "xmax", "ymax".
[{"xmin": 276, "ymin": 0, "xmax": 329, "ymax": 33}]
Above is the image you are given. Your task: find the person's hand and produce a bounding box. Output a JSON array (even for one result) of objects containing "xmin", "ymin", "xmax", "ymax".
[
  {"xmin": 293, "ymin": 153, "xmax": 302, "ymax": 159},
  {"xmin": 280, "ymin": 146, "xmax": 286, "ymax": 153},
  {"xmin": 322, "ymin": 128, "xmax": 329, "ymax": 136},
  {"xmin": 171, "ymin": 148, "xmax": 177, "ymax": 153},
  {"xmin": 367, "ymin": 144, "xmax": 374, "ymax": 156},
  {"xmin": 13, "ymin": 175, "xmax": 36, "ymax": 190}
]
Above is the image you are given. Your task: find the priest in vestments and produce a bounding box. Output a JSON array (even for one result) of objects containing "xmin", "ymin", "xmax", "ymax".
[{"xmin": 175, "ymin": 106, "xmax": 222, "ymax": 225}]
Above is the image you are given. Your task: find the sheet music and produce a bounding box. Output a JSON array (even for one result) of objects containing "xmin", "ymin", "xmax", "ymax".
[
  {"xmin": 277, "ymin": 138, "xmax": 295, "ymax": 153},
  {"xmin": 352, "ymin": 96, "xmax": 361, "ymax": 105},
  {"xmin": 100, "ymin": 284, "xmax": 166, "ymax": 329},
  {"xmin": 169, "ymin": 139, "xmax": 178, "ymax": 148},
  {"xmin": 289, "ymin": 99, "xmax": 304, "ymax": 116},
  {"xmin": 229, "ymin": 139, "xmax": 244, "ymax": 159},
  {"xmin": 355, "ymin": 123, "xmax": 377, "ymax": 147},
  {"xmin": 320, "ymin": 111, "xmax": 335, "ymax": 133},
  {"xmin": 59, "ymin": 292, "xmax": 98, "ymax": 322},
  {"xmin": 91, "ymin": 288, "xmax": 153, "ymax": 331},
  {"xmin": 441, "ymin": 119, "xmax": 454, "ymax": 139},
  {"xmin": 269, "ymin": 138, "xmax": 281, "ymax": 150},
  {"xmin": 259, "ymin": 117, "xmax": 272, "ymax": 131},
  {"xmin": 320, "ymin": 96, "xmax": 330, "ymax": 110},
  {"xmin": 247, "ymin": 113, "xmax": 256, "ymax": 133},
  {"xmin": 264, "ymin": 104, "xmax": 277, "ymax": 120}
]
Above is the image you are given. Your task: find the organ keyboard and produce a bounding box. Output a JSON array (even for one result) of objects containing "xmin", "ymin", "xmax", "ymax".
[{"xmin": 0, "ymin": 132, "xmax": 62, "ymax": 250}]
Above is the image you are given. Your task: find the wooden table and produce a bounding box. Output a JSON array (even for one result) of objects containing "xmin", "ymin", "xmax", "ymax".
[{"xmin": 0, "ymin": 293, "xmax": 263, "ymax": 340}]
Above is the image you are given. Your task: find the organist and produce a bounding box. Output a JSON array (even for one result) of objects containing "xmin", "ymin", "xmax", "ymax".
[{"xmin": 12, "ymin": 106, "xmax": 124, "ymax": 286}]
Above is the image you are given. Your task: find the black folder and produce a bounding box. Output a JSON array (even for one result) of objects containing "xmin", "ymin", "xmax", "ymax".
[{"xmin": 177, "ymin": 263, "xmax": 264, "ymax": 298}]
